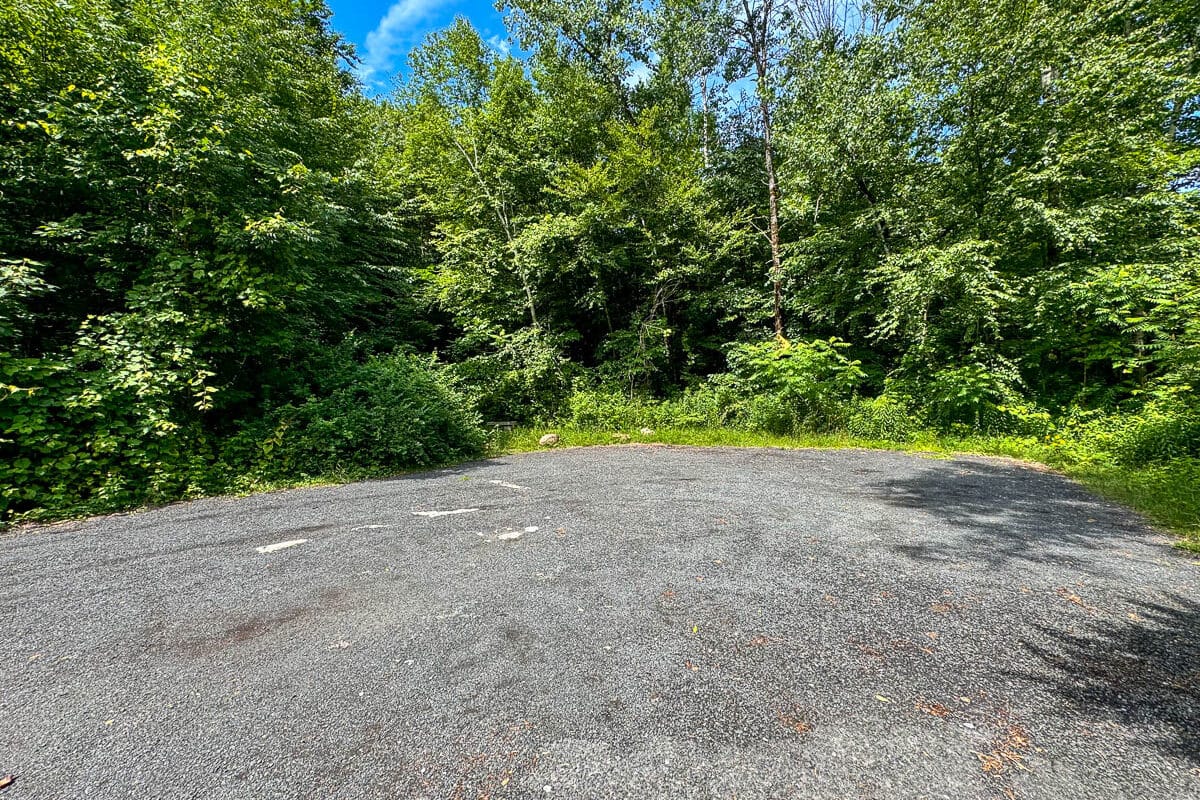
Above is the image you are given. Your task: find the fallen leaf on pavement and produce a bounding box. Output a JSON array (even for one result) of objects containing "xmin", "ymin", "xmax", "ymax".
[
  {"xmin": 977, "ymin": 725, "xmax": 1032, "ymax": 776},
  {"xmin": 916, "ymin": 700, "xmax": 952, "ymax": 717},
  {"xmin": 748, "ymin": 635, "xmax": 782, "ymax": 647},
  {"xmin": 777, "ymin": 707, "xmax": 814, "ymax": 735},
  {"xmin": 1056, "ymin": 587, "xmax": 1097, "ymax": 612}
]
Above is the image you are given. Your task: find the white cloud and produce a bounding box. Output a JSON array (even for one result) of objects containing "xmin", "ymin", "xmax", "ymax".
[
  {"xmin": 486, "ymin": 34, "xmax": 511, "ymax": 56},
  {"xmin": 359, "ymin": 0, "xmax": 446, "ymax": 90}
]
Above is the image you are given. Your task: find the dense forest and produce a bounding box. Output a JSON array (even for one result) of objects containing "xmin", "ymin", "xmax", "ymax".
[{"xmin": 2, "ymin": 0, "xmax": 1198, "ymax": 535}]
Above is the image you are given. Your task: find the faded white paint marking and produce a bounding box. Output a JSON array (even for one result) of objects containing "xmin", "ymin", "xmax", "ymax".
[
  {"xmin": 412, "ymin": 508, "xmax": 479, "ymax": 518},
  {"xmin": 256, "ymin": 539, "xmax": 308, "ymax": 554},
  {"xmin": 524, "ymin": 526, "xmax": 539, "ymax": 533},
  {"xmin": 479, "ymin": 529, "xmax": 524, "ymax": 542},
  {"xmin": 489, "ymin": 479, "xmax": 529, "ymax": 491},
  {"xmin": 351, "ymin": 524, "xmax": 393, "ymax": 531}
]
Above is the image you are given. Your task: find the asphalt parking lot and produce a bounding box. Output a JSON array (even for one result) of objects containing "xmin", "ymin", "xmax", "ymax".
[{"xmin": 2, "ymin": 446, "xmax": 1198, "ymax": 799}]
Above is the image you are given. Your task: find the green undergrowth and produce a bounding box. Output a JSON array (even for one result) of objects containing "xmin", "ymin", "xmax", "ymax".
[{"xmin": 491, "ymin": 427, "xmax": 1200, "ymax": 553}]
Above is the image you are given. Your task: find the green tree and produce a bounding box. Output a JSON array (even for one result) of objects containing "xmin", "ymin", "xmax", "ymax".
[{"xmin": 0, "ymin": 0, "xmax": 431, "ymax": 516}]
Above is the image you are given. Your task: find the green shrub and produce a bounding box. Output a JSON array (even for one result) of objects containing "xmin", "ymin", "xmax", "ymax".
[
  {"xmin": 656, "ymin": 385, "xmax": 730, "ymax": 429},
  {"xmin": 846, "ymin": 394, "xmax": 921, "ymax": 441},
  {"xmin": 909, "ymin": 358, "xmax": 1050, "ymax": 436},
  {"xmin": 1108, "ymin": 403, "xmax": 1200, "ymax": 466},
  {"xmin": 564, "ymin": 389, "xmax": 656, "ymax": 429},
  {"xmin": 0, "ymin": 348, "xmax": 221, "ymax": 521},
  {"xmin": 256, "ymin": 354, "xmax": 484, "ymax": 478},
  {"xmin": 445, "ymin": 328, "xmax": 574, "ymax": 423},
  {"xmin": 722, "ymin": 338, "xmax": 865, "ymax": 433},
  {"xmin": 1052, "ymin": 400, "xmax": 1200, "ymax": 467},
  {"xmin": 557, "ymin": 384, "xmax": 730, "ymax": 432},
  {"xmin": 737, "ymin": 393, "xmax": 803, "ymax": 435},
  {"xmin": 557, "ymin": 340, "xmax": 866, "ymax": 437}
]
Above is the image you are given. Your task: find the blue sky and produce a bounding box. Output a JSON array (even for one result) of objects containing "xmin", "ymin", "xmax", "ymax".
[{"xmin": 327, "ymin": 0, "xmax": 514, "ymax": 94}]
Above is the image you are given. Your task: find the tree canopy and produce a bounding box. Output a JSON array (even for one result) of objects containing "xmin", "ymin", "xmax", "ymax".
[{"xmin": 1, "ymin": 0, "xmax": 1198, "ymax": 523}]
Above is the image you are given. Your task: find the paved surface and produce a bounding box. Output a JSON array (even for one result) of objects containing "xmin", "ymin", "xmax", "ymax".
[{"xmin": 2, "ymin": 446, "xmax": 1199, "ymax": 799}]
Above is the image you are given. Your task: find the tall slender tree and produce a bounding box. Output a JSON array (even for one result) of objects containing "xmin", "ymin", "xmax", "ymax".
[{"xmin": 731, "ymin": 0, "xmax": 788, "ymax": 339}]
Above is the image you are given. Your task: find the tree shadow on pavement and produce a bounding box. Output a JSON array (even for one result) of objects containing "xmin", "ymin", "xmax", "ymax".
[
  {"xmin": 1016, "ymin": 595, "xmax": 1200, "ymax": 765},
  {"xmin": 867, "ymin": 458, "xmax": 1200, "ymax": 766},
  {"xmin": 871, "ymin": 458, "xmax": 1166, "ymax": 576}
]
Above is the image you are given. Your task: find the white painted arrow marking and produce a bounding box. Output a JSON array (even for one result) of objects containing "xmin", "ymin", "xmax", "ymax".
[
  {"xmin": 256, "ymin": 539, "xmax": 308, "ymax": 554},
  {"xmin": 489, "ymin": 480, "xmax": 529, "ymax": 491},
  {"xmin": 412, "ymin": 508, "xmax": 480, "ymax": 518}
]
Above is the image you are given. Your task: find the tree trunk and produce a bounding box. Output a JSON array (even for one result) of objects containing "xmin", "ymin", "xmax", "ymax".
[
  {"xmin": 741, "ymin": 0, "xmax": 785, "ymax": 340},
  {"xmin": 756, "ymin": 60, "xmax": 784, "ymax": 340}
]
